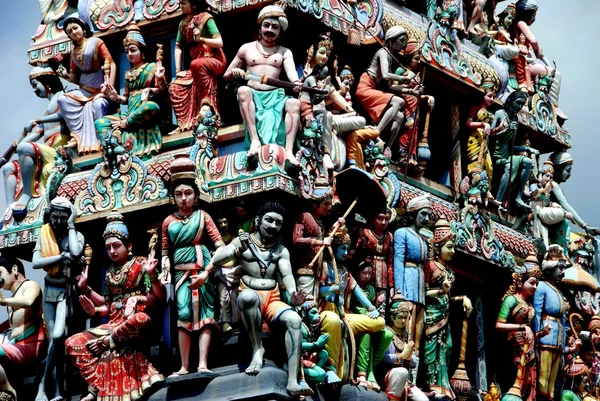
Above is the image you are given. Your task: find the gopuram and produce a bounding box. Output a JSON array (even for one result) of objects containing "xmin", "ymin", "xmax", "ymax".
[{"xmin": 0, "ymin": 1, "xmax": 598, "ymax": 401}]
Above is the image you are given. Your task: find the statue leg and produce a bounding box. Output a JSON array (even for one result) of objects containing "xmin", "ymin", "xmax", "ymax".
[
  {"xmin": 318, "ymin": 110, "xmax": 335, "ymax": 170},
  {"xmin": 388, "ymin": 112, "xmax": 406, "ymax": 157},
  {"xmin": 15, "ymin": 142, "xmax": 38, "ymax": 208},
  {"xmin": 514, "ymin": 157, "xmax": 532, "ymax": 209},
  {"xmin": 284, "ymin": 98, "xmax": 301, "ymax": 166},
  {"xmin": 237, "ymin": 289, "xmax": 264, "ymax": 375},
  {"xmin": 278, "ymin": 309, "xmax": 312, "ymax": 396},
  {"xmin": 218, "ymin": 282, "xmax": 232, "ymax": 331},
  {"xmin": 467, "ymin": 0, "xmax": 486, "ymax": 35},
  {"xmin": 0, "ymin": 363, "xmax": 15, "ymax": 399},
  {"xmin": 380, "ymin": 97, "xmax": 405, "ymax": 148},
  {"xmin": 197, "ymin": 326, "xmax": 212, "ymax": 372},
  {"xmin": 386, "ymin": 367, "xmax": 410, "ymax": 401},
  {"xmin": 237, "ymin": 86, "xmax": 260, "ymax": 158},
  {"xmin": 173, "ymin": 329, "xmax": 191, "ymax": 375},
  {"xmin": 495, "ymin": 162, "xmax": 510, "ymax": 204},
  {"xmin": 1, "ymin": 163, "xmax": 18, "ymax": 208},
  {"xmin": 319, "ymin": 311, "xmax": 342, "ymax": 383},
  {"xmin": 36, "ymin": 297, "xmax": 66, "ymax": 401}
]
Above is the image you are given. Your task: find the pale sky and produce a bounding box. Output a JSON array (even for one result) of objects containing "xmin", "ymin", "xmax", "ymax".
[{"xmin": 0, "ymin": 1, "xmax": 598, "ymax": 319}]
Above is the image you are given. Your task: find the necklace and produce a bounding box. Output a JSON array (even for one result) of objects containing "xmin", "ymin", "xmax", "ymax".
[
  {"xmin": 175, "ymin": 211, "xmax": 193, "ymax": 225},
  {"xmin": 256, "ymin": 41, "xmax": 280, "ymax": 59},
  {"xmin": 73, "ymin": 39, "xmax": 87, "ymax": 64},
  {"xmin": 249, "ymin": 234, "xmax": 277, "ymax": 278}
]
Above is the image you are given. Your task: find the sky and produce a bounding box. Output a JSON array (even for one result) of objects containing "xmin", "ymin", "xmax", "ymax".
[{"xmin": 0, "ymin": 1, "xmax": 598, "ymax": 317}]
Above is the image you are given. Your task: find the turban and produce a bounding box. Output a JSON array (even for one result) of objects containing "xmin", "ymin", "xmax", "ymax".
[
  {"xmin": 385, "ymin": 26, "xmax": 407, "ymax": 42},
  {"xmin": 406, "ymin": 194, "xmax": 431, "ymax": 212},
  {"xmin": 257, "ymin": 5, "xmax": 288, "ymax": 31}
]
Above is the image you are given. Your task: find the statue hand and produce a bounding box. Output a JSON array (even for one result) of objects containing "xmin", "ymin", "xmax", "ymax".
[
  {"xmin": 586, "ymin": 226, "xmax": 599, "ymax": 236},
  {"xmin": 367, "ymin": 307, "xmax": 380, "ymax": 319},
  {"xmin": 86, "ymin": 336, "xmax": 109, "ymax": 356},
  {"xmin": 56, "ymin": 65, "xmax": 69, "ymax": 78},
  {"xmin": 322, "ymin": 237, "xmax": 332, "ymax": 246},
  {"xmin": 291, "ymin": 290, "xmax": 309, "ymax": 306},
  {"xmin": 508, "ymin": 120, "xmax": 519, "ymax": 130},
  {"xmin": 68, "ymin": 203, "xmax": 78, "ymax": 225},
  {"xmin": 24, "ymin": 120, "xmax": 37, "ymax": 133},
  {"xmin": 76, "ymin": 265, "xmax": 89, "ymax": 290},
  {"xmin": 427, "ymin": 96, "xmax": 435, "ymax": 109},
  {"xmin": 292, "ymin": 80, "xmax": 303, "ymax": 93},
  {"xmin": 79, "ymin": 295, "xmax": 95, "ymax": 316},
  {"xmin": 442, "ymin": 280, "xmax": 451, "ymax": 294},
  {"xmin": 141, "ymin": 88, "xmax": 151, "ymax": 102},
  {"xmin": 124, "ymin": 297, "xmax": 137, "ymax": 317},
  {"xmin": 483, "ymin": 123, "xmax": 491, "ymax": 136},
  {"xmin": 193, "ymin": 27, "xmax": 201, "ymax": 36},
  {"xmin": 377, "ymin": 293, "xmax": 386, "ymax": 304},
  {"xmin": 315, "ymin": 333, "xmax": 329, "ymax": 348},
  {"xmin": 338, "ymin": 272, "xmax": 350, "ymax": 294},
  {"xmin": 231, "ymin": 68, "xmax": 246, "ymax": 79},
  {"xmin": 540, "ymin": 323, "xmax": 552, "ymax": 338},
  {"xmin": 142, "ymin": 253, "xmax": 158, "ymax": 274},
  {"xmin": 400, "ymin": 340, "xmax": 415, "ymax": 360},
  {"xmin": 155, "ymin": 66, "xmax": 166, "ymax": 80},
  {"xmin": 573, "ymin": 339, "xmax": 582, "ymax": 353},
  {"xmin": 238, "ymin": 231, "xmax": 250, "ymax": 252},
  {"xmin": 463, "ymin": 296, "xmax": 473, "ymax": 317},
  {"xmin": 188, "ymin": 271, "xmax": 209, "ymax": 290}
]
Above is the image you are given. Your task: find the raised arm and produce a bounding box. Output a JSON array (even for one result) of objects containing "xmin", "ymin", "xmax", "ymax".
[{"xmin": 32, "ymin": 235, "xmax": 63, "ymax": 270}]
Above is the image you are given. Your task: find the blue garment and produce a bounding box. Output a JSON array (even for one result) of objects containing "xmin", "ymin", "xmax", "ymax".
[
  {"xmin": 393, "ymin": 227, "xmax": 428, "ymax": 305},
  {"xmin": 533, "ymin": 281, "xmax": 567, "ymax": 350}
]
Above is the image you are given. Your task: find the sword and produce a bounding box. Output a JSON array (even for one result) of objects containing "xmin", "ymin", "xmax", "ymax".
[{"xmin": 243, "ymin": 72, "xmax": 329, "ymax": 95}]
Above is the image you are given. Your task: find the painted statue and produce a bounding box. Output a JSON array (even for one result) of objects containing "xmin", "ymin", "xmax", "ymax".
[
  {"xmin": 424, "ymin": 219, "xmax": 472, "ymax": 398},
  {"xmin": 393, "ymin": 194, "xmax": 431, "ymax": 379},
  {"xmin": 496, "ymin": 254, "xmax": 547, "ymax": 401},
  {"xmin": 378, "ymin": 296, "xmax": 429, "ymax": 401},
  {"xmin": 467, "ymin": 0, "xmax": 488, "ymax": 36},
  {"xmin": 210, "ymin": 202, "xmax": 312, "ymax": 397},
  {"xmin": 96, "ymin": 24, "xmax": 167, "ymax": 158},
  {"xmin": 543, "ymin": 151, "xmax": 599, "ymax": 253},
  {"xmin": 355, "ymin": 209, "xmax": 394, "ymax": 307},
  {"xmin": 2, "ymin": 66, "xmax": 70, "ymax": 220},
  {"xmin": 32, "ymin": 197, "xmax": 85, "ymax": 401},
  {"xmin": 66, "ymin": 211, "xmax": 164, "ymax": 401},
  {"xmin": 318, "ymin": 225, "xmax": 387, "ymax": 386},
  {"xmin": 169, "ymin": 0, "xmax": 226, "ymax": 132},
  {"xmin": 55, "ymin": 17, "xmax": 115, "ymax": 154},
  {"xmin": 0, "ymin": 256, "xmax": 45, "ymax": 396},
  {"xmin": 560, "ymin": 357, "xmax": 591, "ymax": 401},
  {"xmin": 214, "ymin": 215, "xmax": 241, "ymax": 332},
  {"xmin": 534, "ymin": 245, "xmax": 580, "ymax": 401},
  {"xmin": 297, "ymin": 32, "xmax": 333, "ymax": 81},
  {"xmin": 161, "ymin": 155, "xmax": 224, "ymax": 375},
  {"xmin": 298, "ymin": 303, "xmax": 330, "ymax": 385},
  {"xmin": 293, "ymin": 194, "xmax": 339, "ymax": 300},
  {"xmin": 490, "ymin": 91, "xmax": 531, "ymax": 211},
  {"xmin": 223, "ymin": 5, "xmax": 302, "ymax": 166},
  {"xmin": 355, "ymin": 26, "xmax": 413, "ymax": 152}
]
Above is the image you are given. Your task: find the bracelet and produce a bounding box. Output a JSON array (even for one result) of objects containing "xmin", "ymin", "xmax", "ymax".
[
  {"xmin": 367, "ymin": 305, "xmax": 376, "ymax": 312},
  {"xmin": 147, "ymin": 270, "xmax": 159, "ymax": 282},
  {"xmin": 205, "ymin": 264, "xmax": 215, "ymax": 275},
  {"xmin": 67, "ymin": 225, "xmax": 76, "ymax": 230},
  {"xmin": 94, "ymin": 307, "xmax": 101, "ymax": 313},
  {"xmin": 332, "ymin": 285, "xmax": 341, "ymax": 295},
  {"xmin": 0, "ymin": 298, "xmax": 5, "ymax": 306}
]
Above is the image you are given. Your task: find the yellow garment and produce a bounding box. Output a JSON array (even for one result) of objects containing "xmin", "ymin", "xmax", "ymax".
[
  {"xmin": 40, "ymin": 224, "xmax": 61, "ymax": 276},
  {"xmin": 319, "ymin": 309, "xmax": 385, "ymax": 379},
  {"xmin": 466, "ymin": 108, "xmax": 494, "ymax": 179},
  {"xmin": 33, "ymin": 143, "xmax": 59, "ymax": 197},
  {"xmin": 538, "ymin": 348, "xmax": 561, "ymax": 400}
]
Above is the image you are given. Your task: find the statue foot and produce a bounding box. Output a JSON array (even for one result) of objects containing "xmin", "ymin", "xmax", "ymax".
[
  {"xmin": 80, "ymin": 393, "xmax": 96, "ymax": 401},
  {"xmin": 323, "ymin": 153, "xmax": 334, "ymax": 170},
  {"xmin": 168, "ymin": 368, "xmax": 189, "ymax": 378},
  {"xmin": 50, "ymin": 397, "xmax": 64, "ymax": 401},
  {"xmin": 514, "ymin": 198, "xmax": 531, "ymax": 212},
  {"xmin": 287, "ymin": 381, "xmax": 313, "ymax": 397},
  {"xmin": 367, "ymin": 381, "xmax": 381, "ymax": 392},
  {"xmin": 246, "ymin": 139, "xmax": 261, "ymax": 159},
  {"xmin": 222, "ymin": 322, "xmax": 232, "ymax": 332},
  {"xmin": 324, "ymin": 371, "xmax": 341, "ymax": 384},
  {"xmin": 245, "ymin": 346, "xmax": 265, "ymax": 375},
  {"xmin": 35, "ymin": 390, "xmax": 49, "ymax": 401},
  {"xmin": 11, "ymin": 203, "xmax": 29, "ymax": 222},
  {"xmin": 285, "ymin": 150, "xmax": 300, "ymax": 167}
]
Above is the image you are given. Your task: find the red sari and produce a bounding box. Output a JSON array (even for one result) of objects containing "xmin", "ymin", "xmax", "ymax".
[
  {"xmin": 65, "ymin": 258, "xmax": 163, "ymax": 401},
  {"xmin": 169, "ymin": 12, "xmax": 227, "ymax": 130}
]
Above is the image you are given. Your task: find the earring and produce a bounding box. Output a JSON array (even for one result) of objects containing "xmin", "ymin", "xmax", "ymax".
[{"xmin": 128, "ymin": 249, "xmax": 133, "ymax": 256}]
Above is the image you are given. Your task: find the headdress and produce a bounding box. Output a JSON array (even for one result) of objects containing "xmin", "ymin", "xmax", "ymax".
[
  {"xmin": 170, "ymin": 154, "xmax": 197, "ymax": 182},
  {"xmin": 540, "ymin": 160, "xmax": 554, "ymax": 176},
  {"xmin": 542, "ymin": 244, "xmax": 572, "ymax": 271},
  {"xmin": 103, "ymin": 210, "xmax": 130, "ymax": 242},
  {"xmin": 29, "ymin": 65, "xmax": 56, "ymax": 81},
  {"xmin": 62, "ymin": 17, "xmax": 93, "ymax": 38},
  {"xmin": 332, "ymin": 225, "xmax": 351, "ymax": 246},
  {"xmin": 50, "ymin": 196, "xmax": 73, "ymax": 211},
  {"xmin": 433, "ymin": 219, "xmax": 455, "ymax": 246},
  {"xmin": 384, "ymin": 26, "xmax": 407, "ymax": 42},
  {"xmin": 123, "ymin": 23, "xmax": 146, "ymax": 48},
  {"xmin": 502, "ymin": 3, "xmax": 517, "ymax": 16},
  {"xmin": 339, "ymin": 65, "xmax": 354, "ymax": 81},
  {"xmin": 589, "ymin": 315, "xmax": 600, "ymax": 332},
  {"xmin": 549, "ymin": 151, "xmax": 573, "ymax": 167},
  {"xmin": 257, "ymin": 5, "xmax": 288, "ymax": 31},
  {"xmin": 515, "ymin": 253, "xmax": 542, "ymax": 278},
  {"xmin": 566, "ymin": 356, "xmax": 589, "ymax": 377},
  {"xmin": 406, "ymin": 193, "xmax": 432, "ymax": 212},
  {"xmin": 515, "ymin": 0, "xmax": 538, "ymax": 12},
  {"xmin": 405, "ymin": 36, "xmax": 423, "ymax": 56},
  {"xmin": 315, "ymin": 32, "xmax": 334, "ymax": 53},
  {"xmin": 389, "ymin": 293, "xmax": 412, "ymax": 316}
]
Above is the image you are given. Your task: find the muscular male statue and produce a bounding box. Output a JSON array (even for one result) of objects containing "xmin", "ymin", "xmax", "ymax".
[
  {"xmin": 223, "ymin": 5, "xmax": 302, "ymax": 166},
  {"xmin": 210, "ymin": 202, "xmax": 311, "ymax": 397}
]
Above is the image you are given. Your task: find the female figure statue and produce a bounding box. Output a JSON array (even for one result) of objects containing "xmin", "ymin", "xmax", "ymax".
[
  {"xmin": 66, "ymin": 211, "xmax": 164, "ymax": 401},
  {"xmin": 161, "ymin": 156, "xmax": 224, "ymax": 375},
  {"xmin": 298, "ymin": 33, "xmax": 333, "ymax": 80},
  {"xmin": 55, "ymin": 17, "xmax": 115, "ymax": 154},
  {"xmin": 423, "ymin": 219, "xmax": 472, "ymax": 398},
  {"xmin": 545, "ymin": 151, "xmax": 598, "ymax": 253},
  {"xmin": 495, "ymin": 254, "xmax": 547, "ymax": 401},
  {"xmin": 96, "ymin": 24, "xmax": 167, "ymax": 158},
  {"xmin": 169, "ymin": 0, "xmax": 226, "ymax": 132}
]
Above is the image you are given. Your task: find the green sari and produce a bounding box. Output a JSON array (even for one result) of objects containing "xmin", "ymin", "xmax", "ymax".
[{"xmin": 95, "ymin": 62, "xmax": 162, "ymax": 158}]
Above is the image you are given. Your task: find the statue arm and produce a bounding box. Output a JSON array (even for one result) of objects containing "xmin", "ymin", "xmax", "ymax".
[
  {"xmin": 551, "ymin": 185, "xmax": 588, "ymax": 227},
  {"xmin": 283, "ymin": 48, "xmax": 300, "ymax": 83},
  {"xmin": 32, "ymin": 235, "xmax": 63, "ymax": 269},
  {"xmin": 329, "ymin": 89, "xmax": 354, "ymax": 113},
  {"xmin": 210, "ymin": 238, "xmax": 242, "ymax": 266},
  {"xmin": 203, "ymin": 212, "xmax": 225, "ymax": 249},
  {"xmin": 490, "ymin": 110, "xmax": 507, "ymax": 136},
  {"xmin": 393, "ymin": 230, "xmax": 406, "ymax": 293},
  {"xmin": 223, "ymin": 45, "xmax": 247, "ymax": 82},
  {"xmin": 293, "ymin": 218, "xmax": 321, "ymax": 247},
  {"xmin": 377, "ymin": 50, "xmax": 408, "ymax": 83},
  {"xmin": 532, "ymin": 285, "xmax": 545, "ymax": 336},
  {"xmin": 352, "ymin": 284, "xmax": 375, "ymax": 310},
  {"xmin": 69, "ymin": 230, "xmax": 85, "ymax": 258},
  {"xmin": 465, "ymin": 106, "xmax": 484, "ymax": 129},
  {"xmin": 174, "ymin": 43, "xmax": 183, "ymax": 74},
  {"xmin": 278, "ymin": 247, "xmax": 298, "ymax": 294},
  {"xmin": 517, "ymin": 21, "xmax": 542, "ymax": 58},
  {"xmin": 2, "ymin": 282, "xmax": 40, "ymax": 308}
]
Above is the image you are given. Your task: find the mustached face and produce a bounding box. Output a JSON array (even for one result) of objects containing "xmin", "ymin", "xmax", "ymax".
[{"xmin": 260, "ymin": 18, "xmax": 281, "ymax": 43}]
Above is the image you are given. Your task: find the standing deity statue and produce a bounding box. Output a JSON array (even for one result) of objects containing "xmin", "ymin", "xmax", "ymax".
[
  {"xmin": 0, "ymin": 256, "xmax": 45, "ymax": 400},
  {"xmin": 2, "ymin": 66, "xmax": 70, "ymax": 220},
  {"xmin": 169, "ymin": 0, "xmax": 226, "ymax": 132},
  {"xmin": 490, "ymin": 91, "xmax": 531, "ymax": 210},
  {"xmin": 356, "ymin": 27, "xmax": 420, "ymax": 153},
  {"xmin": 54, "ymin": 17, "xmax": 115, "ymax": 155},
  {"xmin": 32, "ymin": 197, "xmax": 85, "ymax": 401},
  {"xmin": 161, "ymin": 156, "xmax": 224, "ymax": 375},
  {"xmin": 96, "ymin": 24, "xmax": 167, "ymax": 158},
  {"xmin": 424, "ymin": 219, "xmax": 472, "ymax": 398},
  {"xmin": 378, "ymin": 296, "xmax": 429, "ymax": 401},
  {"xmin": 534, "ymin": 245, "xmax": 581, "ymax": 401},
  {"xmin": 214, "ymin": 214, "xmax": 241, "ymax": 332},
  {"xmin": 393, "ymin": 194, "xmax": 431, "ymax": 379},
  {"xmin": 66, "ymin": 211, "xmax": 164, "ymax": 401},
  {"xmin": 223, "ymin": 5, "xmax": 302, "ymax": 166},
  {"xmin": 496, "ymin": 254, "xmax": 548, "ymax": 401},
  {"xmin": 318, "ymin": 225, "xmax": 388, "ymax": 387},
  {"xmin": 210, "ymin": 202, "xmax": 312, "ymax": 397}
]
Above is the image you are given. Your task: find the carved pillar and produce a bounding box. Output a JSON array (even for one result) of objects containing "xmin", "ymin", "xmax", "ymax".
[
  {"xmin": 475, "ymin": 294, "xmax": 488, "ymax": 391},
  {"xmin": 449, "ymin": 102, "xmax": 462, "ymax": 191}
]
